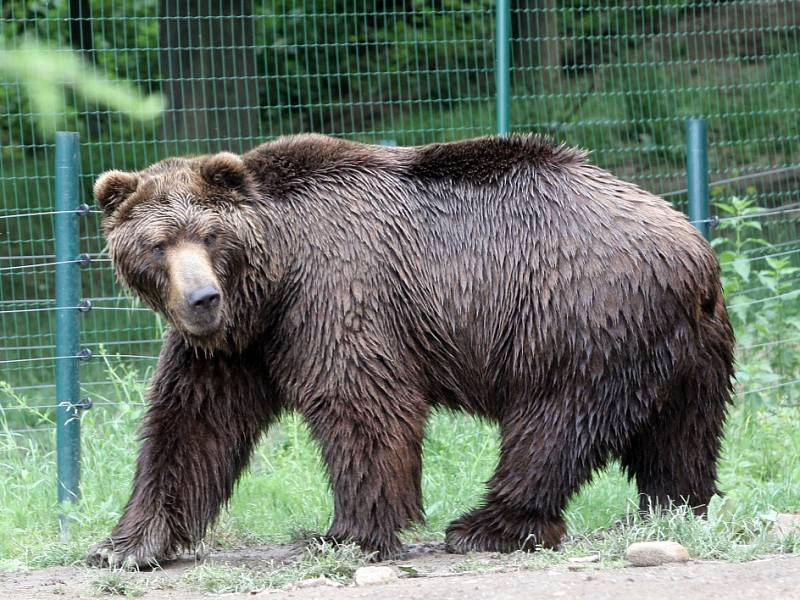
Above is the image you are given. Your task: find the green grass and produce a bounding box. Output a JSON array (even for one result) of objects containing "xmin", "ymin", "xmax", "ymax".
[
  {"xmin": 92, "ymin": 570, "xmax": 148, "ymax": 597},
  {"xmin": 1, "ymin": 363, "xmax": 798, "ymax": 575}
]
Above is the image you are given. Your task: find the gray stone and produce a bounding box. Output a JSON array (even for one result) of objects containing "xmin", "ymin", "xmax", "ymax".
[
  {"xmin": 354, "ymin": 566, "xmax": 398, "ymax": 586},
  {"xmin": 625, "ymin": 541, "xmax": 690, "ymax": 567}
]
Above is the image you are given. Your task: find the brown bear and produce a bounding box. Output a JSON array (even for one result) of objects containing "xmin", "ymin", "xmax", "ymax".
[{"xmin": 87, "ymin": 134, "xmax": 734, "ymax": 567}]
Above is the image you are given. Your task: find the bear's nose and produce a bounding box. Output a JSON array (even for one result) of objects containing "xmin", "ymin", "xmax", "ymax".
[{"xmin": 186, "ymin": 285, "xmax": 220, "ymax": 311}]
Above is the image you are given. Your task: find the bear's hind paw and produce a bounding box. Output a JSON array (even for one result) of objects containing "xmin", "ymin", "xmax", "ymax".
[{"xmin": 445, "ymin": 509, "xmax": 565, "ymax": 554}]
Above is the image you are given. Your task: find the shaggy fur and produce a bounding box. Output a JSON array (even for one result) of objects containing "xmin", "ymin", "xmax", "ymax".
[{"xmin": 87, "ymin": 133, "xmax": 735, "ymax": 566}]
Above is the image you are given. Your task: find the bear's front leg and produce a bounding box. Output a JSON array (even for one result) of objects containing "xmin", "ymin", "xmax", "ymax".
[
  {"xmin": 87, "ymin": 333, "xmax": 279, "ymax": 568},
  {"xmin": 304, "ymin": 392, "xmax": 427, "ymax": 560}
]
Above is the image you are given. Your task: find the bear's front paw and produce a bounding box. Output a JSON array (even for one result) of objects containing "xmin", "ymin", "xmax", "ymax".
[
  {"xmin": 445, "ymin": 507, "xmax": 565, "ymax": 554},
  {"xmin": 86, "ymin": 536, "xmax": 178, "ymax": 569}
]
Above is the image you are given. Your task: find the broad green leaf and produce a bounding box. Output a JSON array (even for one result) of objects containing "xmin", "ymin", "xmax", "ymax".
[{"xmin": 732, "ymin": 257, "xmax": 751, "ymax": 282}]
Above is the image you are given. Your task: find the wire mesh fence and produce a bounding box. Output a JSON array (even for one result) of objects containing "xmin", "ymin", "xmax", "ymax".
[{"xmin": 1, "ymin": 1, "xmax": 799, "ymax": 452}]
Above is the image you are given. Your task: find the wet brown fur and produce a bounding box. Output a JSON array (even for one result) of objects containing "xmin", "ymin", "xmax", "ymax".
[{"xmin": 88, "ymin": 133, "xmax": 735, "ymax": 566}]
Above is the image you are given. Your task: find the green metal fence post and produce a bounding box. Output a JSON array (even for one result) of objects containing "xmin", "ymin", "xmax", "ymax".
[
  {"xmin": 54, "ymin": 131, "xmax": 82, "ymax": 536},
  {"xmin": 687, "ymin": 118, "xmax": 710, "ymax": 240},
  {"xmin": 495, "ymin": 0, "xmax": 511, "ymax": 136}
]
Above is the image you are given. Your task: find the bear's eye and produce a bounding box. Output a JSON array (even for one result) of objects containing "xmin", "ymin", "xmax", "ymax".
[
  {"xmin": 151, "ymin": 243, "xmax": 165, "ymax": 258},
  {"xmin": 203, "ymin": 233, "xmax": 217, "ymax": 248}
]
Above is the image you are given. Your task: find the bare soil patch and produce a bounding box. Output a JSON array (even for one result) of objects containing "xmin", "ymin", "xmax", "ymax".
[{"xmin": 1, "ymin": 544, "xmax": 797, "ymax": 600}]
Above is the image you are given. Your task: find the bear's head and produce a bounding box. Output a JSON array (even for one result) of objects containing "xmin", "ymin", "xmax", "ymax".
[{"xmin": 95, "ymin": 153, "xmax": 264, "ymax": 350}]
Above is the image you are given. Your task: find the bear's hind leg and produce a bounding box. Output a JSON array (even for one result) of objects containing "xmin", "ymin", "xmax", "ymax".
[
  {"xmin": 621, "ymin": 368, "xmax": 731, "ymax": 516},
  {"xmin": 87, "ymin": 335, "xmax": 279, "ymax": 568},
  {"xmin": 446, "ymin": 400, "xmax": 609, "ymax": 553}
]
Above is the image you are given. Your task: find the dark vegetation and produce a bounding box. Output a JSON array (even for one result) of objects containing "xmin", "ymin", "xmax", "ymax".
[{"xmin": 2, "ymin": 1, "xmax": 799, "ymax": 168}]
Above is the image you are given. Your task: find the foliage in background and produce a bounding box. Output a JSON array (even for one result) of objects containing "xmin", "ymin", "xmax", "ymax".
[
  {"xmin": 2, "ymin": 1, "xmax": 798, "ymax": 166},
  {"xmin": 711, "ymin": 195, "xmax": 800, "ymax": 403},
  {"xmin": 257, "ymin": 0, "xmax": 496, "ymax": 134},
  {"xmin": 0, "ymin": 0, "xmax": 162, "ymax": 151}
]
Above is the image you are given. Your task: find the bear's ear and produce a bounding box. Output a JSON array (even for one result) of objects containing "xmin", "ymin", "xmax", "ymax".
[
  {"xmin": 200, "ymin": 152, "xmax": 246, "ymax": 190},
  {"xmin": 94, "ymin": 170, "xmax": 139, "ymax": 217}
]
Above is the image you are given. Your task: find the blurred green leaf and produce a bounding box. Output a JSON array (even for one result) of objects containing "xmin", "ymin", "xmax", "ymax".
[
  {"xmin": 732, "ymin": 257, "xmax": 751, "ymax": 283},
  {"xmin": 0, "ymin": 37, "xmax": 164, "ymax": 136}
]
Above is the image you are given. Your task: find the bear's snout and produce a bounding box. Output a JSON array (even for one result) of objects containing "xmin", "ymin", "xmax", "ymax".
[
  {"xmin": 180, "ymin": 284, "xmax": 223, "ymax": 336},
  {"xmin": 166, "ymin": 243, "xmax": 224, "ymax": 337}
]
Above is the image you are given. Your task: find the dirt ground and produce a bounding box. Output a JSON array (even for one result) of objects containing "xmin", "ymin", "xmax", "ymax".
[{"xmin": 1, "ymin": 544, "xmax": 798, "ymax": 600}]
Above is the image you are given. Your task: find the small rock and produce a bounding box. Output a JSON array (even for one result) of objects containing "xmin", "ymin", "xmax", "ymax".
[
  {"xmin": 568, "ymin": 554, "xmax": 600, "ymax": 564},
  {"xmin": 773, "ymin": 513, "xmax": 800, "ymax": 540},
  {"xmin": 625, "ymin": 541, "xmax": 690, "ymax": 567},
  {"xmin": 292, "ymin": 576, "xmax": 342, "ymax": 589},
  {"xmin": 354, "ymin": 566, "xmax": 398, "ymax": 586}
]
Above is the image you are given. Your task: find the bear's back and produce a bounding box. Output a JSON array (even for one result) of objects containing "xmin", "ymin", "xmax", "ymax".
[
  {"xmin": 243, "ymin": 132, "xmax": 586, "ymax": 193},
  {"xmin": 243, "ymin": 134, "xmax": 698, "ymax": 247},
  {"xmin": 242, "ymin": 133, "xmax": 713, "ymax": 311}
]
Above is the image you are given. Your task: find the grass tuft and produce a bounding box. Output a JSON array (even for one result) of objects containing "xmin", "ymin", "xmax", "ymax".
[{"xmin": 92, "ymin": 569, "xmax": 147, "ymax": 597}]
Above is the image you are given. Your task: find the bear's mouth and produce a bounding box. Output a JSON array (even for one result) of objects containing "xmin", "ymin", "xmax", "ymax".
[{"xmin": 179, "ymin": 310, "xmax": 223, "ymax": 338}]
